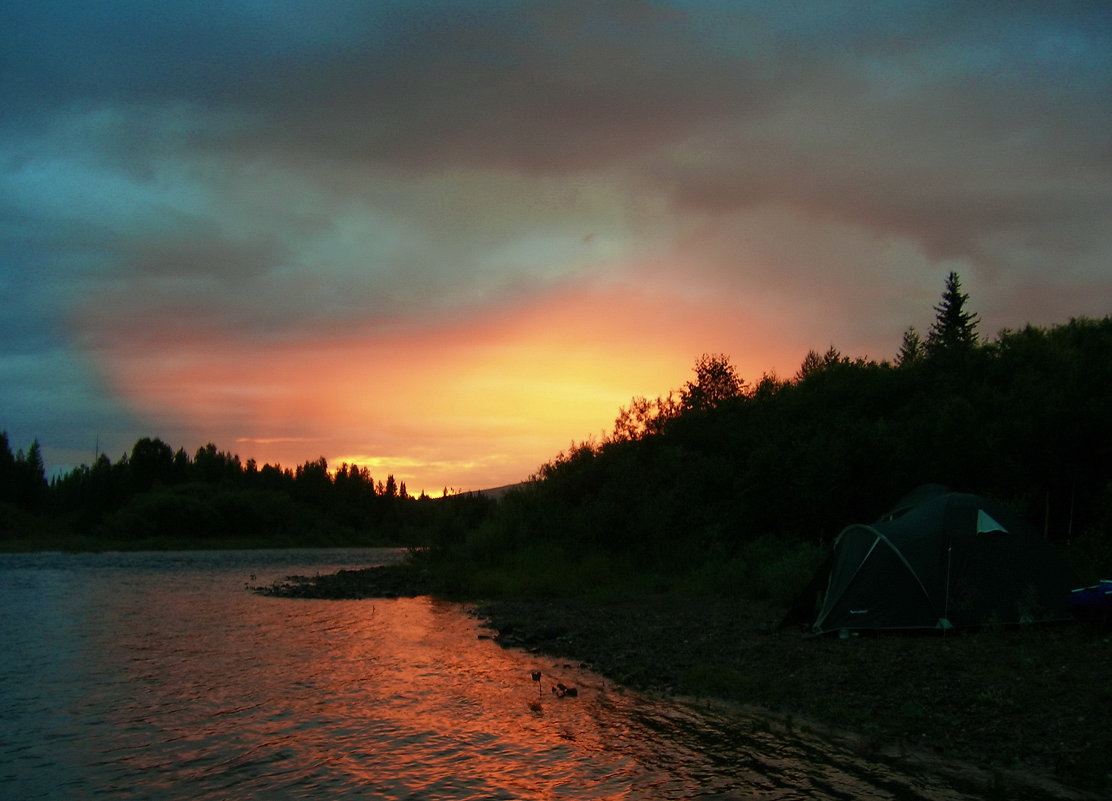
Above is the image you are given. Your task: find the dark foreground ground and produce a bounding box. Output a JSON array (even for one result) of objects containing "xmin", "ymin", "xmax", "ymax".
[{"xmin": 261, "ymin": 567, "xmax": 1112, "ymax": 797}]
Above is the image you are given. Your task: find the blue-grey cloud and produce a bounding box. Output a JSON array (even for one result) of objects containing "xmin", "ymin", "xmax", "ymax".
[{"xmin": 2, "ymin": 0, "xmax": 1110, "ymax": 478}]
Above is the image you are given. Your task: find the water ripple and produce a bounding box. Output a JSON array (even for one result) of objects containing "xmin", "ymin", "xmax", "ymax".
[{"xmin": 0, "ymin": 550, "xmax": 1087, "ymax": 800}]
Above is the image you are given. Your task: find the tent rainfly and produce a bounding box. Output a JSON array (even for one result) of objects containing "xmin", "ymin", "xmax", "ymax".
[{"xmin": 810, "ymin": 486, "xmax": 1077, "ymax": 635}]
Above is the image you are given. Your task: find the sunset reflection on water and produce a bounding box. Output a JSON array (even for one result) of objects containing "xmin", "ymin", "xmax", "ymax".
[
  {"xmin": 47, "ymin": 561, "xmax": 663, "ymax": 800},
  {"xmin": 1, "ymin": 550, "xmax": 1072, "ymax": 800}
]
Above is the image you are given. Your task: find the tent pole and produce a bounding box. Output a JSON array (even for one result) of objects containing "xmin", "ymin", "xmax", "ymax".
[
  {"xmin": 1068, "ymin": 483, "xmax": 1076, "ymax": 543},
  {"xmin": 943, "ymin": 544, "xmax": 953, "ymax": 635},
  {"xmin": 1044, "ymin": 490, "xmax": 1050, "ymax": 538}
]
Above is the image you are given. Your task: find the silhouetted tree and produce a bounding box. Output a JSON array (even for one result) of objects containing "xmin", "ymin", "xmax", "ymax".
[
  {"xmin": 258, "ymin": 462, "xmax": 291, "ymax": 492},
  {"xmin": 927, "ymin": 272, "xmax": 979, "ymax": 356},
  {"xmin": 130, "ymin": 437, "xmax": 176, "ymax": 492},
  {"xmin": 173, "ymin": 448, "xmax": 191, "ymax": 481},
  {"xmin": 194, "ymin": 443, "xmax": 241, "ymax": 484},
  {"xmin": 681, "ymin": 353, "xmax": 744, "ymax": 411},
  {"xmin": 13, "ymin": 439, "xmax": 47, "ymax": 511},
  {"xmin": 796, "ymin": 349, "xmax": 824, "ymax": 381},
  {"xmin": 0, "ymin": 431, "xmax": 15, "ymax": 505},
  {"xmin": 896, "ymin": 327, "xmax": 924, "ymax": 366},
  {"xmin": 611, "ymin": 393, "xmax": 680, "ymax": 442},
  {"xmin": 295, "ymin": 456, "xmax": 331, "ymax": 507},
  {"xmin": 796, "ymin": 347, "xmax": 851, "ymax": 382},
  {"xmin": 751, "ymin": 372, "xmax": 785, "ymax": 400}
]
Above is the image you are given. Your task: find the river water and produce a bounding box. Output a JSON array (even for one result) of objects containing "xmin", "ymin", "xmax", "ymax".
[{"xmin": 0, "ymin": 549, "xmax": 1080, "ymax": 800}]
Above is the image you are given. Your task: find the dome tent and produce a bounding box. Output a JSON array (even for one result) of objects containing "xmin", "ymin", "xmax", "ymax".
[{"xmin": 811, "ymin": 486, "xmax": 1077, "ymax": 635}]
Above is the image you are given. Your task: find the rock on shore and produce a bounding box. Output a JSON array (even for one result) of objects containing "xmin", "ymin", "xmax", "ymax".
[
  {"xmin": 473, "ymin": 594, "xmax": 1112, "ymax": 798},
  {"xmin": 255, "ymin": 564, "xmax": 433, "ymax": 599},
  {"xmin": 257, "ymin": 569, "xmax": 1111, "ymax": 796}
]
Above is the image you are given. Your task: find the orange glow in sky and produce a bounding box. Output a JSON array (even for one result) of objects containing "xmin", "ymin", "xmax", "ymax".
[
  {"xmin": 92, "ymin": 277, "xmax": 803, "ymax": 494},
  {"xmin": 10, "ymin": 4, "xmax": 1108, "ymax": 483}
]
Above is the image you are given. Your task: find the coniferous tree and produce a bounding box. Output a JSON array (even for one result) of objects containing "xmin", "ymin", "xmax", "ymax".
[
  {"xmin": 795, "ymin": 349, "xmax": 825, "ymax": 381},
  {"xmin": 0, "ymin": 431, "xmax": 15, "ymax": 505},
  {"xmin": 896, "ymin": 326, "xmax": 924, "ymax": 366},
  {"xmin": 796, "ymin": 346, "xmax": 848, "ymax": 381},
  {"xmin": 14, "ymin": 439, "xmax": 47, "ymax": 511},
  {"xmin": 927, "ymin": 271, "xmax": 980, "ymax": 356}
]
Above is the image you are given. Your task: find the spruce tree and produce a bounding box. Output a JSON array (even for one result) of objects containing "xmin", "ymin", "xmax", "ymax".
[
  {"xmin": 896, "ymin": 326, "xmax": 924, "ymax": 366},
  {"xmin": 927, "ymin": 271, "xmax": 979, "ymax": 356},
  {"xmin": 0, "ymin": 431, "xmax": 16, "ymax": 505},
  {"xmin": 14, "ymin": 439, "xmax": 47, "ymax": 511}
]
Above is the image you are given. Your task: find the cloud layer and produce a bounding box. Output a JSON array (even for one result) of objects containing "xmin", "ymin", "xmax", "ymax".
[{"xmin": 2, "ymin": 1, "xmax": 1110, "ymax": 490}]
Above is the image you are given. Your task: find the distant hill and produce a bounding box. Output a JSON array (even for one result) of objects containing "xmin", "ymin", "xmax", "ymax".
[{"xmin": 469, "ymin": 482, "xmax": 529, "ymax": 500}]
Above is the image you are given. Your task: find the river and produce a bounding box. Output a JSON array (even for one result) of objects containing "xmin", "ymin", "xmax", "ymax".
[{"xmin": 0, "ymin": 548, "xmax": 1074, "ymax": 800}]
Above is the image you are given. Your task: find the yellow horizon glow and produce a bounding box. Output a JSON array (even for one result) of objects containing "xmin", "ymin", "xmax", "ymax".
[{"xmin": 88, "ymin": 278, "xmax": 805, "ymax": 492}]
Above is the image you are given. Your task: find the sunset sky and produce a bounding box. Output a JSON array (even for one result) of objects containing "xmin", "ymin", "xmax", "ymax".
[{"xmin": 3, "ymin": 2, "xmax": 1110, "ymax": 494}]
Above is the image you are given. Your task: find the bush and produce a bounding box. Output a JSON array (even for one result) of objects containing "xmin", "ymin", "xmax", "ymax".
[
  {"xmin": 675, "ymin": 536, "xmax": 827, "ymax": 604},
  {"xmin": 99, "ymin": 487, "xmax": 222, "ymax": 541},
  {"xmin": 0, "ymin": 501, "xmax": 55, "ymax": 542},
  {"xmin": 210, "ymin": 488, "xmax": 321, "ymax": 542}
]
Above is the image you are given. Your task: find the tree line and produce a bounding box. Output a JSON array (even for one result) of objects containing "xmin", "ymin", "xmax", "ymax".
[
  {"xmin": 0, "ymin": 434, "xmax": 491, "ymax": 549},
  {"xmin": 417, "ymin": 273, "xmax": 1112, "ymax": 598},
  {"xmin": 0, "ymin": 435, "xmax": 47, "ymax": 514},
  {"xmin": 4, "ymin": 272, "xmax": 1110, "ymax": 585}
]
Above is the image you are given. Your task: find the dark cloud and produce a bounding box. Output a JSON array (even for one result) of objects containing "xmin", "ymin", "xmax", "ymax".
[
  {"xmin": 645, "ymin": 5, "xmax": 1112, "ymax": 268},
  {"xmin": 8, "ymin": 1, "xmax": 1107, "ymax": 183},
  {"xmin": 208, "ymin": 3, "xmax": 754, "ymax": 173},
  {"xmin": 1, "ymin": 0, "xmax": 1110, "ymax": 481},
  {"xmin": 3, "ymin": 2, "xmax": 764, "ymax": 171}
]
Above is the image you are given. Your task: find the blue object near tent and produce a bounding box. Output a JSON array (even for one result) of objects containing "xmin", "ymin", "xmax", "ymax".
[{"xmin": 1067, "ymin": 580, "xmax": 1112, "ymax": 625}]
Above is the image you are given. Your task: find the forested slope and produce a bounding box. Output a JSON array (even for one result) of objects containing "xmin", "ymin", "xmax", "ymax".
[{"xmin": 422, "ymin": 277, "xmax": 1112, "ymax": 598}]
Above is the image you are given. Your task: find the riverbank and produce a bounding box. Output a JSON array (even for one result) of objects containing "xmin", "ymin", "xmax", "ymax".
[
  {"xmin": 478, "ymin": 595, "xmax": 1111, "ymax": 798},
  {"xmin": 260, "ymin": 565, "xmax": 1111, "ymax": 796},
  {"xmin": 0, "ymin": 531, "xmax": 404, "ymax": 554}
]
